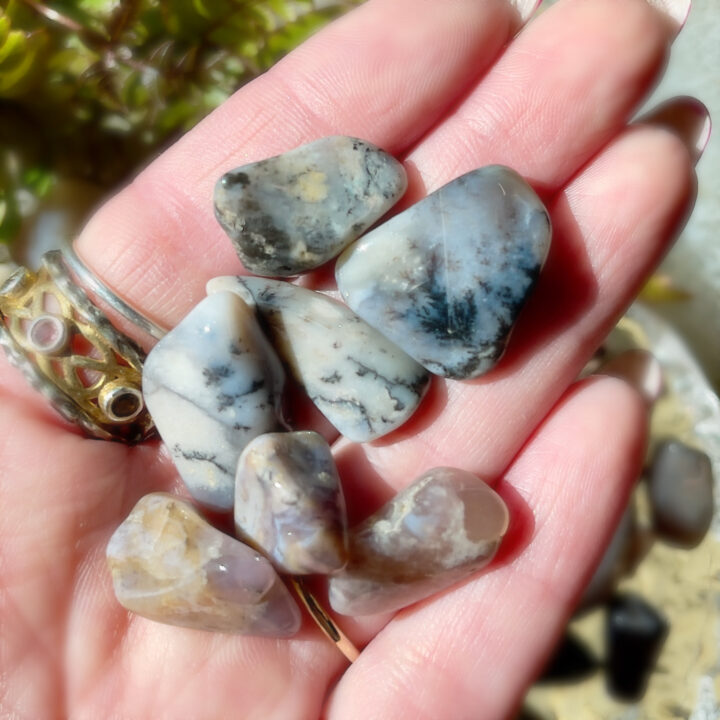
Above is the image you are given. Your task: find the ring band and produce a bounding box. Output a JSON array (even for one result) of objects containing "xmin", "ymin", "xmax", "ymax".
[
  {"xmin": 291, "ymin": 579, "xmax": 360, "ymax": 662},
  {"xmin": 62, "ymin": 245, "xmax": 168, "ymax": 341},
  {"xmin": 0, "ymin": 251, "xmax": 156, "ymax": 443}
]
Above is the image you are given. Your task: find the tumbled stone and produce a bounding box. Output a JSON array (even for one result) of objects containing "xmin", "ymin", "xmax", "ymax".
[
  {"xmin": 606, "ymin": 594, "xmax": 668, "ymax": 701},
  {"xmin": 539, "ymin": 633, "xmax": 599, "ymax": 683},
  {"xmin": 206, "ymin": 276, "xmax": 430, "ymax": 442},
  {"xmin": 106, "ymin": 493, "xmax": 301, "ymax": 636},
  {"xmin": 235, "ymin": 431, "xmax": 348, "ymax": 574},
  {"xmin": 336, "ymin": 165, "xmax": 551, "ymax": 379},
  {"xmin": 648, "ymin": 440, "xmax": 714, "ymax": 547},
  {"xmin": 143, "ymin": 292, "xmax": 284, "ymax": 511},
  {"xmin": 328, "ymin": 467, "xmax": 509, "ymax": 616},
  {"xmin": 214, "ymin": 136, "xmax": 407, "ymax": 277}
]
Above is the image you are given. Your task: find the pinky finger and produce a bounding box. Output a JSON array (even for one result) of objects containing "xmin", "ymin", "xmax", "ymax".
[{"xmin": 326, "ymin": 376, "xmax": 647, "ymax": 720}]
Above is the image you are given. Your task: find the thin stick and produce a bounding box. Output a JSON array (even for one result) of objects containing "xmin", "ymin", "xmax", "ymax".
[
  {"xmin": 18, "ymin": 0, "xmax": 87, "ymax": 33},
  {"xmin": 291, "ymin": 579, "xmax": 360, "ymax": 663}
]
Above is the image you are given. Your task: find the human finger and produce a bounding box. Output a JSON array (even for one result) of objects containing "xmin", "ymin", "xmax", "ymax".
[
  {"xmin": 326, "ymin": 377, "xmax": 647, "ymax": 720},
  {"xmin": 406, "ymin": 0, "xmax": 686, "ymax": 197}
]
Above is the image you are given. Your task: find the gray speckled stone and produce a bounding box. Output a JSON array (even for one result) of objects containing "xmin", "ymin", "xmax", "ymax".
[
  {"xmin": 648, "ymin": 440, "xmax": 714, "ymax": 547},
  {"xmin": 214, "ymin": 136, "xmax": 407, "ymax": 277},
  {"xmin": 106, "ymin": 493, "xmax": 301, "ymax": 636},
  {"xmin": 328, "ymin": 467, "xmax": 509, "ymax": 616},
  {"xmin": 235, "ymin": 432, "xmax": 348, "ymax": 574},
  {"xmin": 336, "ymin": 166, "xmax": 551, "ymax": 379},
  {"xmin": 143, "ymin": 292, "xmax": 284, "ymax": 511},
  {"xmin": 206, "ymin": 276, "xmax": 430, "ymax": 442}
]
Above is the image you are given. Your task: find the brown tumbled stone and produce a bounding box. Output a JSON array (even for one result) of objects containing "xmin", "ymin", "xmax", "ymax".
[
  {"xmin": 235, "ymin": 432, "xmax": 348, "ymax": 575},
  {"xmin": 648, "ymin": 441, "xmax": 714, "ymax": 547},
  {"xmin": 328, "ymin": 467, "xmax": 509, "ymax": 616},
  {"xmin": 106, "ymin": 493, "xmax": 301, "ymax": 636}
]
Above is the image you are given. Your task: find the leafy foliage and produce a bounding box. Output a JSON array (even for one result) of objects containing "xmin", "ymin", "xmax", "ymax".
[{"xmin": 0, "ymin": 0, "xmax": 357, "ymax": 245}]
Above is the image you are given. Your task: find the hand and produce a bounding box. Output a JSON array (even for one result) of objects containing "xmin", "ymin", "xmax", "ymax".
[{"xmin": 0, "ymin": 0, "xmax": 703, "ymax": 718}]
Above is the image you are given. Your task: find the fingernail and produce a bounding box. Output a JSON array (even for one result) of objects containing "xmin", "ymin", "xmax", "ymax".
[
  {"xmin": 510, "ymin": 0, "xmax": 542, "ymax": 24},
  {"xmin": 641, "ymin": 96, "xmax": 711, "ymax": 165},
  {"xmin": 647, "ymin": 0, "xmax": 691, "ymax": 30}
]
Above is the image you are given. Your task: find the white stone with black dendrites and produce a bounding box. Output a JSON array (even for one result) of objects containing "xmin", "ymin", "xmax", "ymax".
[
  {"xmin": 213, "ymin": 136, "xmax": 407, "ymax": 277},
  {"xmin": 206, "ymin": 276, "xmax": 430, "ymax": 442},
  {"xmin": 142, "ymin": 292, "xmax": 284, "ymax": 511},
  {"xmin": 336, "ymin": 166, "xmax": 552, "ymax": 379}
]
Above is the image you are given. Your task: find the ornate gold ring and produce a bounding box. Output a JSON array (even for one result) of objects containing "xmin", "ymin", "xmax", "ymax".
[{"xmin": 0, "ymin": 251, "xmax": 155, "ymax": 443}]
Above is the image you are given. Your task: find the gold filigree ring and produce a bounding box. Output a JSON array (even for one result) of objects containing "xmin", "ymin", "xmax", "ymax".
[{"xmin": 0, "ymin": 251, "xmax": 155, "ymax": 443}]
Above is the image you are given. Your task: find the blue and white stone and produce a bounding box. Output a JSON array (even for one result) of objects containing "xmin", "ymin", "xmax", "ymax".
[
  {"xmin": 235, "ymin": 432, "xmax": 348, "ymax": 574},
  {"xmin": 214, "ymin": 136, "xmax": 407, "ymax": 277},
  {"xmin": 328, "ymin": 467, "xmax": 509, "ymax": 616},
  {"xmin": 107, "ymin": 493, "xmax": 301, "ymax": 635},
  {"xmin": 207, "ymin": 276, "xmax": 430, "ymax": 442},
  {"xmin": 143, "ymin": 292, "xmax": 285, "ymax": 511},
  {"xmin": 336, "ymin": 165, "xmax": 551, "ymax": 379}
]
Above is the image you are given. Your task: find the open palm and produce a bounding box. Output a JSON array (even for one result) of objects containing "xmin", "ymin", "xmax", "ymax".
[{"xmin": 0, "ymin": 0, "xmax": 701, "ymax": 718}]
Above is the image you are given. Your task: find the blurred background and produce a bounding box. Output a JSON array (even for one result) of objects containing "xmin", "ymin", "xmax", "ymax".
[
  {"xmin": 1, "ymin": 0, "xmax": 718, "ymax": 717},
  {"xmin": 0, "ymin": 0, "xmax": 358, "ymax": 263}
]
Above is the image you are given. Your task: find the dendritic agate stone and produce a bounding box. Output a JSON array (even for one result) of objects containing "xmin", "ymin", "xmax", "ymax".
[
  {"xmin": 214, "ymin": 136, "xmax": 407, "ymax": 277},
  {"xmin": 106, "ymin": 493, "xmax": 301, "ymax": 636},
  {"xmin": 336, "ymin": 166, "xmax": 551, "ymax": 379},
  {"xmin": 235, "ymin": 432, "xmax": 348, "ymax": 574},
  {"xmin": 328, "ymin": 467, "xmax": 509, "ymax": 616},
  {"xmin": 143, "ymin": 292, "xmax": 284, "ymax": 511},
  {"xmin": 206, "ymin": 276, "xmax": 430, "ymax": 442}
]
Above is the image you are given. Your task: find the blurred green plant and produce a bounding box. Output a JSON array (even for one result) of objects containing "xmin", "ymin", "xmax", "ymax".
[{"xmin": 0, "ymin": 0, "xmax": 356, "ymax": 245}]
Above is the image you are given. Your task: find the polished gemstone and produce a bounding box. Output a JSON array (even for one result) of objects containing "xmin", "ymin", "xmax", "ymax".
[
  {"xmin": 606, "ymin": 594, "xmax": 668, "ymax": 701},
  {"xmin": 648, "ymin": 440, "xmax": 714, "ymax": 547},
  {"xmin": 28, "ymin": 314, "xmax": 68, "ymax": 354},
  {"xmin": 143, "ymin": 292, "xmax": 284, "ymax": 511},
  {"xmin": 106, "ymin": 493, "xmax": 301, "ymax": 636},
  {"xmin": 214, "ymin": 136, "xmax": 407, "ymax": 276},
  {"xmin": 539, "ymin": 634, "xmax": 599, "ymax": 683},
  {"xmin": 328, "ymin": 467, "xmax": 509, "ymax": 616},
  {"xmin": 207, "ymin": 276, "xmax": 430, "ymax": 442},
  {"xmin": 235, "ymin": 431, "xmax": 348, "ymax": 574},
  {"xmin": 336, "ymin": 166, "xmax": 551, "ymax": 379}
]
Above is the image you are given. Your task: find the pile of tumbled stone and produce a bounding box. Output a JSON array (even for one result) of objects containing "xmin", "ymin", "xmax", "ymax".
[
  {"xmin": 106, "ymin": 137, "xmax": 551, "ymax": 635},
  {"xmin": 541, "ymin": 344, "xmax": 715, "ymax": 703}
]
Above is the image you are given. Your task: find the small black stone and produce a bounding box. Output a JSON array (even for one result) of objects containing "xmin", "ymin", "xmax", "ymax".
[
  {"xmin": 538, "ymin": 633, "xmax": 599, "ymax": 684},
  {"xmin": 605, "ymin": 593, "xmax": 668, "ymax": 702},
  {"xmin": 512, "ymin": 707, "xmax": 545, "ymax": 720}
]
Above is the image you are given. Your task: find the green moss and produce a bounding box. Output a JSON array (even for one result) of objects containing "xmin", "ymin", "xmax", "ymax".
[{"xmin": 0, "ymin": 0, "xmax": 357, "ymax": 245}]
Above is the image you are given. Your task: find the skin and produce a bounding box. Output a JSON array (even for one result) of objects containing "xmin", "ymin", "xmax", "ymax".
[{"xmin": 0, "ymin": 0, "xmax": 704, "ymax": 718}]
